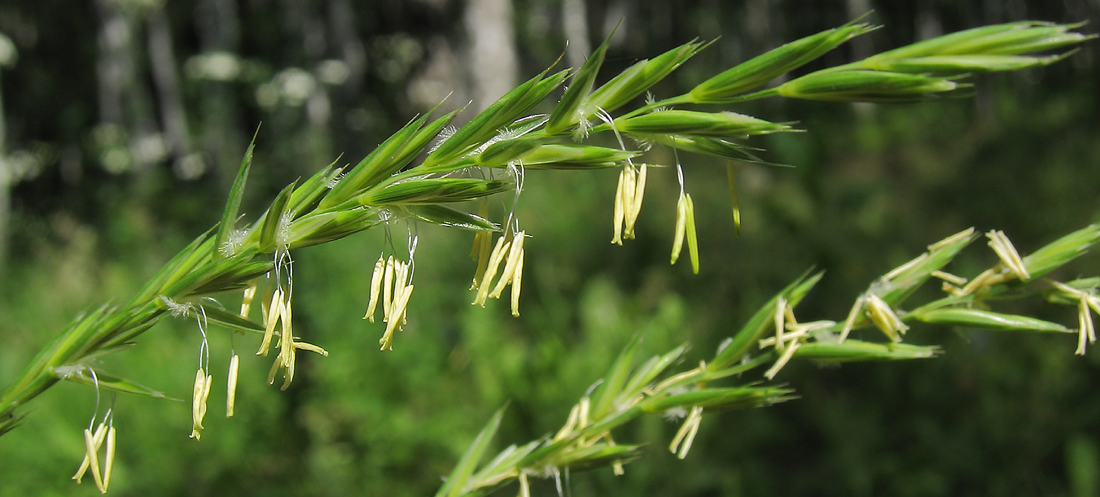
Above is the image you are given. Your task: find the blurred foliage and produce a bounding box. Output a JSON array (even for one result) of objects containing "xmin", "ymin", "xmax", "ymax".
[{"xmin": 1, "ymin": 0, "xmax": 1099, "ymax": 496}]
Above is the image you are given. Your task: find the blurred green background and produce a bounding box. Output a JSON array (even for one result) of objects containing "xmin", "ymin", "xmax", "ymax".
[{"xmin": 1, "ymin": 0, "xmax": 1100, "ymax": 495}]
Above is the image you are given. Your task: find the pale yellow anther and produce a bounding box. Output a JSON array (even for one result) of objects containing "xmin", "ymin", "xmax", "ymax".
[
  {"xmin": 839, "ymin": 294, "xmax": 867, "ymax": 343},
  {"xmin": 759, "ymin": 329, "xmax": 808, "ymax": 348},
  {"xmin": 621, "ymin": 166, "xmax": 638, "ymax": 240},
  {"xmin": 784, "ymin": 305, "xmax": 798, "ymax": 330},
  {"xmin": 294, "ymin": 341, "xmax": 329, "ymax": 356},
  {"xmin": 553, "ymin": 402, "xmax": 582, "ymax": 442},
  {"xmin": 273, "ymin": 299, "xmax": 296, "ymax": 390},
  {"xmin": 392, "ymin": 260, "xmax": 409, "ymax": 316},
  {"xmin": 279, "ymin": 299, "xmax": 293, "ymax": 363},
  {"xmin": 474, "ymin": 236, "xmax": 510, "ymax": 306},
  {"xmin": 883, "ymin": 253, "xmax": 929, "ymax": 282},
  {"xmin": 987, "ymin": 230, "xmax": 1031, "ymax": 281},
  {"xmin": 470, "ymin": 230, "xmax": 492, "ymax": 290},
  {"xmin": 605, "ymin": 433, "xmax": 626, "ymax": 475},
  {"xmin": 83, "ymin": 427, "xmax": 105, "ymax": 492},
  {"xmin": 942, "ymin": 281, "xmax": 966, "ymax": 297},
  {"xmin": 577, "ymin": 396, "xmax": 591, "ymax": 432},
  {"xmin": 518, "ymin": 472, "xmax": 531, "ymax": 497},
  {"xmin": 1076, "ymin": 297, "xmax": 1095, "ymax": 356},
  {"xmin": 773, "ymin": 297, "xmax": 787, "ymax": 352},
  {"xmin": 364, "ymin": 254, "xmax": 385, "ymax": 322},
  {"xmin": 764, "ymin": 340, "xmax": 802, "ymax": 380},
  {"xmin": 611, "ymin": 168, "xmax": 627, "ymax": 245},
  {"xmin": 865, "ymin": 293, "xmax": 908, "ymax": 343},
  {"xmin": 959, "ymin": 268, "xmax": 998, "ymax": 295},
  {"xmin": 382, "ymin": 256, "xmax": 395, "ymax": 322},
  {"xmin": 669, "ymin": 405, "xmax": 703, "ymax": 459},
  {"xmin": 258, "ymin": 288, "xmax": 283, "ymax": 356},
  {"xmin": 931, "ymin": 270, "xmax": 968, "ymax": 286},
  {"xmin": 73, "ymin": 422, "xmax": 106, "ymax": 483},
  {"xmin": 684, "ymin": 194, "xmax": 699, "ymax": 274},
  {"xmin": 190, "ymin": 368, "xmax": 212, "ymax": 440},
  {"xmin": 380, "ymin": 284, "xmax": 415, "ymax": 350},
  {"xmin": 927, "ymin": 227, "xmax": 975, "ymax": 252},
  {"xmin": 240, "ymin": 283, "xmax": 257, "ymax": 318},
  {"xmin": 511, "ymin": 249, "xmax": 524, "ymax": 317},
  {"xmin": 789, "ymin": 319, "xmax": 836, "ymax": 334},
  {"xmin": 489, "ymin": 232, "xmax": 525, "ymax": 299},
  {"xmin": 103, "ymin": 425, "xmax": 116, "ymax": 492},
  {"xmin": 625, "ymin": 164, "xmax": 647, "ymax": 238},
  {"xmin": 671, "ymin": 193, "xmax": 688, "ymax": 264},
  {"xmin": 227, "ymin": 353, "xmax": 240, "ymax": 417}
]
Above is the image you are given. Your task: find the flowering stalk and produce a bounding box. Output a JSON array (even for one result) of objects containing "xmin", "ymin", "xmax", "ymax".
[
  {"xmin": 0, "ymin": 19, "xmax": 1093, "ymax": 494},
  {"xmin": 437, "ymin": 223, "xmax": 1100, "ymax": 496}
]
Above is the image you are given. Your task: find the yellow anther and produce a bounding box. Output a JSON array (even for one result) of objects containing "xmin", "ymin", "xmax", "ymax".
[
  {"xmin": 511, "ymin": 248, "xmax": 524, "ymax": 317},
  {"xmin": 927, "ymin": 227, "xmax": 975, "ymax": 252},
  {"xmin": 489, "ymin": 232, "xmax": 525, "ymax": 299},
  {"xmin": 620, "ymin": 166, "xmax": 638, "ymax": 240},
  {"xmin": 987, "ymin": 230, "xmax": 1031, "ymax": 281},
  {"xmin": 103, "ymin": 424, "xmax": 116, "ymax": 492},
  {"xmin": 474, "ymin": 236, "xmax": 510, "ymax": 306},
  {"xmin": 83, "ymin": 427, "xmax": 105, "ymax": 492},
  {"xmin": 865, "ymin": 293, "xmax": 908, "ymax": 343},
  {"xmin": 669, "ymin": 405, "xmax": 703, "ymax": 459},
  {"xmin": 684, "ymin": 194, "xmax": 699, "ymax": 274},
  {"xmin": 671, "ymin": 193, "xmax": 688, "ymax": 265},
  {"xmin": 380, "ymin": 284, "xmax": 415, "ymax": 350},
  {"xmin": 227, "ymin": 353, "xmax": 240, "ymax": 417},
  {"xmin": 765, "ymin": 340, "xmax": 802, "ymax": 380},
  {"xmin": 773, "ymin": 297, "xmax": 787, "ymax": 352},
  {"xmin": 258, "ymin": 288, "xmax": 283, "ymax": 356},
  {"xmin": 363, "ymin": 254, "xmax": 385, "ymax": 322},
  {"xmin": 73, "ymin": 422, "xmax": 106, "ymax": 484},
  {"xmin": 190, "ymin": 368, "xmax": 212, "ymax": 440},
  {"xmin": 839, "ymin": 294, "xmax": 867, "ymax": 343},
  {"xmin": 624, "ymin": 164, "xmax": 647, "ymax": 239},
  {"xmin": 611, "ymin": 168, "xmax": 627, "ymax": 245},
  {"xmin": 240, "ymin": 283, "xmax": 257, "ymax": 318},
  {"xmin": 931, "ymin": 270, "xmax": 968, "ymax": 286},
  {"xmin": 382, "ymin": 256, "xmax": 395, "ymax": 322}
]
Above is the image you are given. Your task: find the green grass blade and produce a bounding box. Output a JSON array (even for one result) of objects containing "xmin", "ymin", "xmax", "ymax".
[
  {"xmin": 640, "ymin": 386, "xmax": 794, "ymax": 412},
  {"xmin": 879, "ymin": 228, "xmax": 978, "ymax": 307},
  {"xmin": 214, "ymin": 127, "xmax": 258, "ymax": 259},
  {"xmin": 258, "ymin": 182, "xmax": 297, "ymax": 252},
  {"xmin": 590, "ymin": 334, "xmax": 642, "ymax": 420},
  {"xmin": 710, "ymin": 270, "xmax": 823, "ymax": 370},
  {"xmin": 321, "ymin": 116, "xmax": 430, "ymax": 209},
  {"xmin": 544, "ymin": 443, "xmax": 642, "ymax": 472},
  {"xmin": 425, "ymin": 69, "xmax": 567, "ymax": 168},
  {"xmin": 517, "ymin": 144, "xmax": 637, "ymax": 169},
  {"xmin": 794, "ymin": 340, "xmax": 940, "ymax": 362},
  {"xmin": 436, "ymin": 406, "xmax": 507, "ymax": 497},
  {"xmin": 477, "ymin": 138, "xmax": 541, "ymax": 168},
  {"xmin": 690, "ymin": 23, "xmax": 875, "ymax": 102},
  {"xmin": 546, "ymin": 26, "xmax": 615, "ymax": 134},
  {"xmin": 622, "ymin": 344, "xmax": 688, "ymax": 395},
  {"xmin": 199, "ymin": 305, "xmax": 266, "ymax": 336},
  {"xmin": 616, "ymin": 110, "xmax": 791, "ymax": 137},
  {"xmin": 587, "ymin": 39, "xmax": 708, "ymax": 114},
  {"xmin": 60, "ymin": 369, "xmax": 174, "ymax": 400},
  {"xmin": 364, "ymin": 178, "xmax": 511, "ymax": 205},
  {"xmin": 911, "ymin": 307, "xmax": 1071, "ymax": 333},
  {"xmin": 1023, "ymin": 224, "xmax": 1100, "ymax": 281},
  {"xmin": 777, "ymin": 70, "xmax": 959, "ymax": 102},
  {"xmin": 402, "ymin": 205, "xmax": 500, "ymax": 231},
  {"xmin": 287, "ymin": 162, "xmax": 342, "ymax": 217}
]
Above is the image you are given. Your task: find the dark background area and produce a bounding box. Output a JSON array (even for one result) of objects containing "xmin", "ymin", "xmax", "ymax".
[{"xmin": 1, "ymin": 0, "xmax": 1099, "ymax": 495}]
